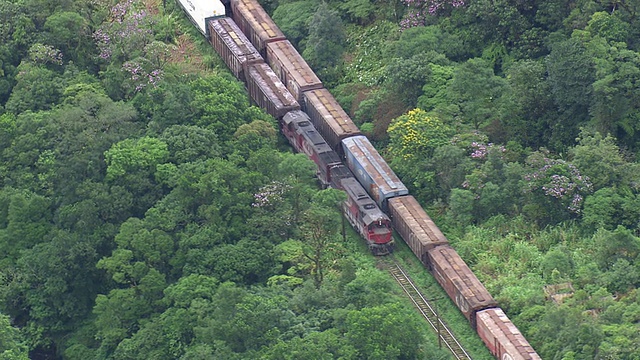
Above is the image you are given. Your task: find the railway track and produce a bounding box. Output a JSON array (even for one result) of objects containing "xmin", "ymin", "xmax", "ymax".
[{"xmin": 381, "ymin": 257, "xmax": 473, "ymax": 360}]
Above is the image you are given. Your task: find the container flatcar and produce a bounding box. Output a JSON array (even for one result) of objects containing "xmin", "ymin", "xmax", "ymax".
[
  {"xmin": 266, "ymin": 40, "xmax": 322, "ymax": 103},
  {"xmin": 342, "ymin": 136, "xmax": 408, "ymax": 212},
  {"xmin": 476, "ymin": 308, "xmax": 542, "ymax": 360},
  {"xmin": 388, "ymin": 195, "xmax": 449, "ymax": 263},
  {"xmin": 428, "ymin": 244, "xmax": 498, "ymax": 329},
  {"xmin": 340, "ymin": 177, "xmax": 393, "ymax": 255},
  {"xmin": 282, "ymin": 110, "xmax": 348, "ymax": 187},
  {"xmin": 207, "ymin": 17, "xmax": 262, "ymax": 82},
  {"xmin": 245, "ymin": 62, "xmax": 300, "ymax": 119},
  {"xmin": 177, "ymin": 0, "xmax": 225, "ymax": 35},
  {"xmin": 230, "ymin": 0, "xmax": 286, "ymax": 56},
  {"xmin": 303, "ymin": 89, "xmax": 361, "ymax": 155}
]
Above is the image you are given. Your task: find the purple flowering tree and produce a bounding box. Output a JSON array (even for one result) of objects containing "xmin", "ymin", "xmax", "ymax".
[
  {"xmin": 400, "ymin": 0, "xmax": 465, "ymax": 30},
  {"xmin": 93, "ymin": 0, "xmax": 170, "ymax": 94},
  {"xmin": 93, "ymin": 0, "xmax": 156, "ymax": 61},
  {"xmin": 523, "ymin": 151, "xmax": 593, "ymax": 220}
]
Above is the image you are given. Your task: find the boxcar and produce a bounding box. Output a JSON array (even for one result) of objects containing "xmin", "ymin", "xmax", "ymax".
[
  {"xmin": 340, "ymin": 177, "xmax": 393, "ymax": 255},
  {"xmin": 177, "ymin": 0, "xmax": 225, "ymax": 35},
  {"xmin": 388, "ymin": 195, "xmax": 449, "ymax": 262},
  {"xmin": 245, "ymin": 62, "xmax": 299, "ymax": 119},
  {"xmin": 282, "ymin": 110, "xmax": 346, "ymax": 187},
  {"xmin": 341, "ymin": 136, "xmax": 408, "ymax": 212},
  {"xmin": 427, "ymin": 245, "xmax": 498, "ymax": 329},
  {"xmin": 476, "ymin": 308, "xmax": 542, "ymax": 360},
  {"xmin": 230, "ymin": 0, "xmax": 286, "ymax": 56},
  {"xmin": 266, "ymin": 40, "xmax": 322, "ymax": 103},
  {"xmin": 303, "ymin": 89, "xmax": 361, "ymax": 155},
  {"xmin": 207, "ymin": 17, "xmax": 262, "ymax": 82}
]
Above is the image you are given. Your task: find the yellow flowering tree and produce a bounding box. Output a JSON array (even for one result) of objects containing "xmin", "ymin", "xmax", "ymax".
[
  {"xmin": 387, "ymin": 108, "xmax": 453, "ymax": 160},
  {"xmin": 387, "ymin": 109, "xmax": 454, "ymax": 201}
]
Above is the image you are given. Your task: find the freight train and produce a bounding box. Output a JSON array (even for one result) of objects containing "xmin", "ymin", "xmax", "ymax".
[{"xmin": 176, "ymin": 0, "xmax": 541, "ymax": 358}]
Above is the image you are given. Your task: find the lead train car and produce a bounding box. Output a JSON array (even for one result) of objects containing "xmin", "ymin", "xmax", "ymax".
[
  {"xmin": 339, "ymin": 177, "xmax": 393, "ymax": 255},
  {"xmin": 342, "ymin": 136, "xmax": 408, "ymax": 212},
  {"xmin": 476, "ymin": 308, "xmax": 542, "ymax": 360}
]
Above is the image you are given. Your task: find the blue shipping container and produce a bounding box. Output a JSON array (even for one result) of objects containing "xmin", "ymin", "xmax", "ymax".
[{"xmin": 341, "ymin": 136, "xmax": 408, "ymax": 211}]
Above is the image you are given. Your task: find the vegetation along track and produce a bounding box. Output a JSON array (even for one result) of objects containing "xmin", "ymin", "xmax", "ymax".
[{"xmin": 380, "ymin": 256, "xmax": 472, "ymax": 360}]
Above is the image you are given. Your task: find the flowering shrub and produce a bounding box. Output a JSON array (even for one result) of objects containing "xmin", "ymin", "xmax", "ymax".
[
  {"xmin": 523, "ymin": 152, "xmax": 593, "ymax": 214},
  {"xmin": 400, "ymin": 0, "xmax": 466, "ymax": 30},
  {"xmin": 387, "ymin": 108, "xmax": 453, "ymax": 160},
  {"xmin": 93, "ymin": 0, "xmax": 171, "ymax": 94},
  {"xmin": 469, "ymin": 141, "xmax": 506, "ymax": 160},
  {"xmin": 252, "ymin": 181, "xmax": 292, "ymax": 208},
  {"xmin": 122, "ymin": 59, "xmax": 163, "ymax": 92},
  {"xmin": 28, "ymin": 44, "xmax": 63, "ymax": 65}
]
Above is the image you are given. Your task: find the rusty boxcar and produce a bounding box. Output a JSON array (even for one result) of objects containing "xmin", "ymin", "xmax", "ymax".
[
  {"xmin": 230, "ymin": 0, "xmax": 285, "ymax": 56},
  {"xmin": 427, "ymin": 245, "xmax": 498, "ymax": 329},
  {"xmin": 207, "ymin": 17, "xmax": 262, "ymax": 82},
  {"xmin": 476, "ymin": 308, "xmax": 542, "ymax": 360},
  {"xmin": 266, "ymin": 40, "xmax": 323, "ymax": 103},
  {"xmin": 245, "ymin": 62, "xmax": 299, "ymax": 119},
  {"xmin": 302, "ymin": 88, "xmax": 361, "ymax": 155},
  {"xmin": 388, "ymin": 195, "xmax": 449, "ymax": 262}
]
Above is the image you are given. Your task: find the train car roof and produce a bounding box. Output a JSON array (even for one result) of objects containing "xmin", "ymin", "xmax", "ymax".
[
  {"xmin": 388, "ymin": 196, "xmax": 449, "ymax": 248},
  {"xmin": 342, "ymin": 136, "xmax": 407, "ymax": 195},
  {"xmin": 208, "ymin": 17, "xmax": 261, "ymax": 59},
  {"xmin": 247, "ymin": 62, "xmax": 299, "ymax": 111},
  {"xmin": 176, "ymin": 0, "xmax": 225, "ymax": 35},
  {"xmin": 477, "ymin": 308, "xmax": 541, "ymax": 360},
  {"xmin": 304, "ymin": 89, "xmax": 360, "ymax": 139},
  {"xmin": 429, "ymin": 245, "xmax": 497, "ymax": 311},
  {"xmin": 267, "ymin": 40, "xmax": 322, "ymax": 89},
  {"xmin": 232, "ymin": 0, "xmax": 285, "ymax": 41}
]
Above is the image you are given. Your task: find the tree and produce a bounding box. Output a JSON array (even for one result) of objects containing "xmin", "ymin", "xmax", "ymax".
[
  {"xmin": 343, "ymin": 303, "xmax": 425, "ymax": 360},
  {"xmin": 592, "ymin": 226, "xmax": 640, "ymax": 270},
  {"xmin": 387, "ymin": 109, "xmax": 454, "ymax": 201},
  {"xmin": 299, "ymin": 189, "xmax": 345, "ymax": 289},
  {"xmin": 545, "ymin": 37, "xmax": 595, "ymax": 147},
  {"xmin": 0, "ymin": 313, "xmax": 28, "ymax": 360},
  {"xmin": 43, "ymin": 11, "xmax": 92, "ymax": 66},
  {"xmin": 261, "ymin": 330, "xmax": 356, "ymax": 359},
  {"xmin": 387, "ymin": 108, "xmax": 453, "ymax": 160},
  {"xmin": 4, "ymin": 63, "xmax": 64, "ymax": 114},
  {"xmin": 158, "ymin": 125, "xmax": 220, "ymax": 164},
  {"xmin": 272, "ymin": 1, "xmax": 316, "ymax": 49},
  {"xmin": 521, "ymin": 150, "xmax": 593, "ymax": 224},
  {"xmin": 303, "ymin": 3, "xmax": 345, "ymax": 72},
  {"xmin": 446, "ymin": 58, "xmax": 509, "ymax": 130},
  {"xmin": 501, "ymin": 60, "xmax": 556, "ymax": 148}
]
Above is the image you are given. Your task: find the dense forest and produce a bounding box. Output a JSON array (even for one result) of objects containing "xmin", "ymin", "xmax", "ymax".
[{"xmin": 1, "ymin": 0, "xmax": 640, "ymax": 359}]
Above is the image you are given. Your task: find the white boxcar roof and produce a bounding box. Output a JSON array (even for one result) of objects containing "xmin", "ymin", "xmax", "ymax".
[{"xmin": 177, "ymin": 0, "xmax": 225, "ymax": 35}]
